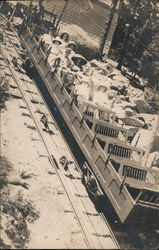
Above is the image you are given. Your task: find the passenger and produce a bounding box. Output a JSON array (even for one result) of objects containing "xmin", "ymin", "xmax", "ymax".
[
  {"xmin": 71, "ymin": 54, "xmax": 87, "ymax": 72},
  {"xmin": 59, "ymin": 32, "xmax": 70, "ymax": 54},
  {"xmin": 39, "ymin": 27, "xmax": 55, "ymax": 52},
  {"xmin": 60, "ymin": 32, "xmax": 69, "ymax": 43},
  {"xmin": 82, "ymin": 62, "xmax": 92, "ymax": 76},
  {"xmin": 61, "ymin": 48, "xmax": 74, "ymax": 70},
  {"xmin": 61, "ymin": 70, "xmax": 76, "ymax": 95},
  {"xmin": 67, "ymin": 41, "xmax": 77, "ymax": 53},
  {"xmin": 40, "ymin": 114, "xmax": 50, "ymax": 132},
  {"xmin": 70, "ymin": 78, "xmax": 79, "ymax": 106},
  {"xmin": 51, "ymin": 57, "xmax": 61, "ymax": 78},
  {"xmin": 47, "ymin": 38, "xmax": 62, "ymax": 65}
]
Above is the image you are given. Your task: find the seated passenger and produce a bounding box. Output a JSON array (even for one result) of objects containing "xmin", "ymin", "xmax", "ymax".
[
  {"xmin": 60, "ymin": 32, "xmax": 69, "ymax": 44},
  {"xmin": 66, "ymin": 41, "xmax": 77, "ymax": 53},
  {"xmin": 59, "ymin": 32, "xmax": 70, "ymax": 54},
  {"xmin": 47, "ymin": 38, "xmax": 63, "ymax": 65},
  {"xmin": 50, "ymin": 57, "xmax": 61, "ymax": 78},
  {"xmin": 82, "ymin": 62, "xmax": 92, "ymax": 76},
  {"xmin": 60, "ymin": 48, "xmax": 74, "ymax": 70},
  {"xmin": 39, "ymin": 27, "xmax": 55, "ymax": 51},
  {"xmin": 71, "ymin": 54, "xmax": 87, "ymax": 72}
]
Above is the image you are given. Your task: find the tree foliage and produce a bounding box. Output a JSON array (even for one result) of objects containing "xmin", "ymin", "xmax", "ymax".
[{"xmin": 110, "ymin": 0, "xmax": 159, "ymax": 87}]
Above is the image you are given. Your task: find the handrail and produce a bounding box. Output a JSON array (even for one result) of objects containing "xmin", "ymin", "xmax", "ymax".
[
  {"xmin": 82, "ymin": 115, "xmax": 144, "ymax": 163},
  {"xmin": 83, "ymin": 114, "xmax": 134, "ymax": 143},
  {"xmin": 81, "ymin": 101, "xmax": 116, "ymax": 123},
  {"xmin": 104, "ymin": 137, "xmax": 144, "ymax": 162},
  {"xmin": 118, "ymin": 162, "xmax": 159, "ymax": 189},
  {"xmin": 135, "ymin": 188, "xmax": 159, "ymax": 207}
]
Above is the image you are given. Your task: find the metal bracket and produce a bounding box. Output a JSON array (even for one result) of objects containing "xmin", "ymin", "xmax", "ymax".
[
  {"xmin": 105, "ymin": 143, "xmax": 114, "ymax": 169},
  {"xmin": 46, "ymin": 70, "xmax": 51, "ymax": 78},
  {"xmin": 120, "ymin": 166, "xmax": 129, "ymax": 192},
  {"xmin": 37, "ymin": 43, "xmax": 41, "ymax": 53},
  {"xmin": 80, "ymin": 114, "xmax": 85, "ymax": 127},
  {"xmin": 60, "ymin": 83, "xmax": 65, "ymax": 93},
  {"xmin": 44, "ymin": 56, "xmax": 48, "ymax": 65},
  {"xmin": 70, "ymin": 98, "xmax": 74, "ymax": 109},
  {"xmin": 92, "ymin": 133, "xmax": 97, "ymax": 146}
]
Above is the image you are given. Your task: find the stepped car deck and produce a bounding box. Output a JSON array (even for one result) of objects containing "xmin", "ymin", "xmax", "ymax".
[{"xmin": 19, "ymin": 26, "xmax": 159, "ymax": 224}]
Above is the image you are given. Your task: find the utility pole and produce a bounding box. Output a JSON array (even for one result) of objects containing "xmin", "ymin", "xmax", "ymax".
[
  {"xmin": 99, "ymin": 0, "xmax": 121, "ymax": 59},
  {"xmin": 55, "ymin": 0, "xmax": 69, "ymax": 31}
]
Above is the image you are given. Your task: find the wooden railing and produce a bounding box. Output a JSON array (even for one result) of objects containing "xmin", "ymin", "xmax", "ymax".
[
  {"xmin": 81, "ymin": 101, "xmax": 116, "ymax": 124},
  {"xmin": 81, "ymin": 101, "xmax": 134, "ymax": 143},
  {"xmin": 136, "ymin": 188, "xmax": 159, "ymax": 208},
  {"xmin": 105, "ymin": 139, "xmax": 144, "ymax": 163},
  {"xmin": 118, "ymin": 162, "xmax": 159, "ymax": 190}
]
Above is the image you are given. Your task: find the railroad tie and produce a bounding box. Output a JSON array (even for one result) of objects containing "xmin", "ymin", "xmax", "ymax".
[
  {"xmin": 22, "ymin": 112, "xmax": 31, "ymax": 118},
  {"xmin": 24, "ymin": 122, "xmax": 36, "ymax": 130},
  {"xmin": 64, "ymin": 209, "xmax": 74, "ymax": 213},
  {"xmin": 74, "ymin": 193, "xmax": 89, "ymax": 198},
  {"xmin": 83, "ymin": 211, "xmax": 100, "ymax": 216},
  {"xmin": 92, "ymin": 233, "xmax": 111, "ymax": 238},
  {"xmin": 19, "ymin": 104, "xmax": 27, "ymax": 109}
]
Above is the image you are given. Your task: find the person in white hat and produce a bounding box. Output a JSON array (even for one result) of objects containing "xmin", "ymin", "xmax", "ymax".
[
  {"xmin": 47, "ymin": 37, "xmax": 63, "ymax": 65},
  {"xmin": 67, "ymin": 41, "xmax": 77, "ymax": 53},
  {"xmin": 39, "ymin": 27, "xmax": 55, "ymax": 51}
]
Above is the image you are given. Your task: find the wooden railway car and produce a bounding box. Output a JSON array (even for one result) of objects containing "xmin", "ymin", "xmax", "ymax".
[{"xmin": 19, "ymin": 25, "xmax": 159, "ymax": 225}]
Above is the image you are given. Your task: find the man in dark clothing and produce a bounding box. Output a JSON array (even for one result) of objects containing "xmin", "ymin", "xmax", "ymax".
[{"xmin": 40, "ymin": 114, "xmax": 50, "ymax": 132}]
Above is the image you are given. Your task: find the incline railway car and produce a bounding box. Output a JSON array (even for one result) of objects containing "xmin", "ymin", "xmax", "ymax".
[{"xmin": 18, "ymin": 24, "xmax": 159, "ymax": 224}]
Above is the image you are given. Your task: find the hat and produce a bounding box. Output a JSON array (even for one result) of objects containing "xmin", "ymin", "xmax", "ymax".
[
  {"xmin": 60, "ymin": 32, "xmax": 69, "ymax": 37},
  {"xmin": 66, "ymin": 47, "xmax": 72, "ymax": 53},
  {"xmin": 52, "ymin": 38, "xmax": 62, "ymax": 45},
  {"xmin": 71, "ymin": 54, "xmax": 87, "ymax": 66},
  {"xmin": 67, "ymin": 41, "xmax": 77, "ymax": 48}
]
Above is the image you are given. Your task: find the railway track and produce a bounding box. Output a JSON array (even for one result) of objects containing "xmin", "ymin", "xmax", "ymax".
[{"xmin": 0, "ymin": 15, "xmax": 119, "ymax": 249}]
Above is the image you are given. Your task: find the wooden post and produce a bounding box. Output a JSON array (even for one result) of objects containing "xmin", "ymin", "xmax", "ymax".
[
  {"xmin": 55, "ymin": 0, "xmax": 69, "ymax": 30},
  {"xmin": 99, "ymin": 0, "xmax": 122, "ymax": 59},
  {"xmin": 9, "ymin": 3, "xmax": 17, "ymax": 22}
]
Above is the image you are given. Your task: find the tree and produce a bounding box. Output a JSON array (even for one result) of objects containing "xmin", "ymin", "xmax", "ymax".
[{"xmin": 110, "ymin": 0, "xmax": 159, "ymax": 87}]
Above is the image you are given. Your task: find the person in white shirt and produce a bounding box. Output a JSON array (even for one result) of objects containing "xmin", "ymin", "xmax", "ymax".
[
  {"xmin": 60, "ymin": 48, "xmax": 74, "ymax": 70},
  {"xmin": 58, "ymin": 32, "xmax": 70, "ymax": 54},
  {"xmin": 39, "ymin": 27, "xmax": 55, "ymax": 51},
  {"xmin": 47, "ymin": 38, "xmax": 63, "ymax": 65},
  {"xmin": 67, "ymin": 41, "xmax": 77, "ymax": 54}
]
